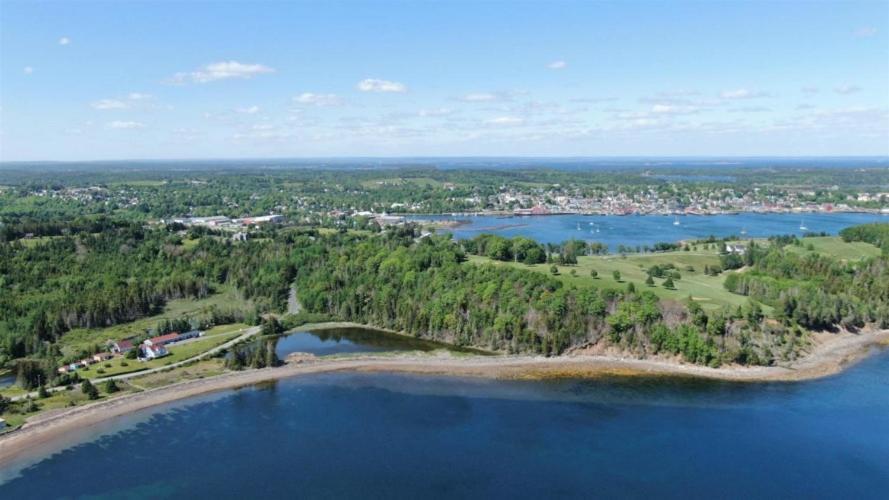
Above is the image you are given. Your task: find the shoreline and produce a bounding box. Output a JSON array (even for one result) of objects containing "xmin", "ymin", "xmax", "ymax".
[{"xmin": 1, "ymin": 328, "xmax": 887, "ymax": 468}]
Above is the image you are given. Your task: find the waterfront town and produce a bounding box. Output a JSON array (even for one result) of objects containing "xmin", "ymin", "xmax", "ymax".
[{"xmin": 17, "ymin": 182, "xmax": 889, "ymax": 224}]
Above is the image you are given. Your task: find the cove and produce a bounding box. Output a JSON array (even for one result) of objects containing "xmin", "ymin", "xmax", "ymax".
[
  {"xmin": 1, "ymin": 351, "xmax": 888, "ymax": 499},
  {"xmin": 411, "ymin": 212, "xmax": 886, "ymax": 247},
  {"xmin": 274, "ymin": 326, "xmax": 477, "ymax": 358}
]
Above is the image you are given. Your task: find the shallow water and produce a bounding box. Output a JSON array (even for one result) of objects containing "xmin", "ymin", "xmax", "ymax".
[
  {"xmin": 274, "ymin": 327, "xmax": 461, "ymax": 358},
  {"xmin": 412, "ymin": 212, "xmax": 886, "ymax": 247},
  {"xmin": 2, "ymin": 350, "xmax": 888, "ymax": 499}
]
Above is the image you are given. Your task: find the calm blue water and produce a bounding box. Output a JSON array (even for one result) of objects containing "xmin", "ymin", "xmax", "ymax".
[
  {"xmin": 275, "ymin": 327, "xmax": 459, "ymax": 358},
  {"xmin": 0, "ymin": 375, "xmax": 15, "ymax": 389},
  {"xmin": 2, "ymin": 350, "xmax": 888, "ymax": 499},
  {"xmin": 414, "ymin": 212, "xmax": 886, "ymax": 247}
]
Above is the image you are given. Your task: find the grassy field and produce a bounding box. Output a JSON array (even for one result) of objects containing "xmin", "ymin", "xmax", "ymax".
[
  {"xmin": 784, "ymin": 236, "xmax": 881, "ymax": 261},
  {"xmin": 0, "ymin": 381, "xmax": 140, "ymax": 431},
  {"xmin": 58, "ymin": 286, "xmax": 251, "ymax": 357},
  {"xmin": 131, "ymin": 359, "xmax": 228, "ymax": 390},
  {"xmin": 468, "ymin": 250, "xmax": 755, "ymax": 312},
  {"xmin": 74, "ymin": 324, "xmax": 247, "ymax": 379}
]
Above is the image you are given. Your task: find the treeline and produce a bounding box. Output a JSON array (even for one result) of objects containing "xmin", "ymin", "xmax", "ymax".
[
  {"xmin": 292, "ymin": 230, "xmax": 777, "ymax": 364},
  {"xmin": 840, "ymin": 223, "xmax": 889, "ymax": 254},
  {"xmin": 462, "ymin": 235, "xmax": 606, "ymax": 265},
  {"xmin": 0, "ymin": 216, "xmax": 128, "ymax": 242},
  {"xmin": 0, "ymin": 224, "xmax": 303, "ymax": 363}
]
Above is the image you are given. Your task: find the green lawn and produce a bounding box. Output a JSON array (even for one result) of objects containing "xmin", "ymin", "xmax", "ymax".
[
  {"xmin": 58, "ymin": 287, "xmax": 251, "ymax": 357},
  {"xmin": 77, "ymin": 324, "xmax": 247, "ymax": 379},
  {"xmin": 1, "ymin": 382, "xmax": 139, "ymax": 432},
  {"xmin": 785, "ymin": 236, "xmax": 881, "ymax": 261},
  {"xmin": 469, "ymin": 250, "xmax": 759, "ymax": 312}
]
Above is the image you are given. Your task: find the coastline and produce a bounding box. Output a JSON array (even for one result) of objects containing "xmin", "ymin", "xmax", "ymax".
[{"xmin": 1, "ymin": 328, "xmax": 886, "ymax": 468}]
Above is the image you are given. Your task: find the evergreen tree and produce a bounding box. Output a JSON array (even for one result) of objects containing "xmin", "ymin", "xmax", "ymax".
[{"xmin": 81, "ymin": 379, "xmax": 99, "ymax": 400}]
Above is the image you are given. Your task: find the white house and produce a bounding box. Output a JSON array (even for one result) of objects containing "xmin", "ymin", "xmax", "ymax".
[{"xmin": 142, "ymin": 344, "xmax": 169, "ymax": 360}]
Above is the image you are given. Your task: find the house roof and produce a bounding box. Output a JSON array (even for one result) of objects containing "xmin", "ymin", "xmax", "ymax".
[
  {"xmin": 116, "ymin": 340, "xmax": 133, "ymax": 349},
  {"xmin": 148, "ymin": 333, "xmax": 180, "ymax": 345}
]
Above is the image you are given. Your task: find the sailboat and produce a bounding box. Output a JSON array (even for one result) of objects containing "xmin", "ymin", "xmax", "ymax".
[
  {"xmin": 799, "ymin": 220, "xmax": 808, "ymax": 231},
  {"xmin": 740, "ymin": 227, "xmax": 747, "ymax": 235},
  {"xmin": 673, "ymin": 217, "xmax": 680, "ymax": 226},
  {"xmin": 576, "ymin": 222, "xmax": 581, "ymax": 230}
]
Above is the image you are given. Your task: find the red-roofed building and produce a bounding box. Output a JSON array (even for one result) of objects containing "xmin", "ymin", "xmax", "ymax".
[{"xmin": 145, "ymin": 332, "xmax": 180, "ymax": 347}]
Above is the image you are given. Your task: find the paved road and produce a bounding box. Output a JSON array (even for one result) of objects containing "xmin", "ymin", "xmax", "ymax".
[{"xmin": 10, "ymin": 326, "xmax": 261, "ymax": 402}]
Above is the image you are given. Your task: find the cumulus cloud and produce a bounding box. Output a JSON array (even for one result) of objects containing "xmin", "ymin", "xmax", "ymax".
[
  {"xmin": 294, "ymin": 92, "xmax": 344, "ymax": 106},
  {"xmin": 720, "ymin": 88, "xmax": 769, "ymax": 100},
  {"xmin": 107, "ymin": 120, "xmax": 145, "ymax": 129},
  {"xmin": 127, "ymin": 92, "xmax": 152, "ymax": 100},
  {"xmin": 547, "ymin": 60, "xmax": 567, "ymax": 70},
  {"xmin": 23, "ymin": 66, "xmax": 34, "ymax": 75},
  {"xmin": 356, "ymin": 78, "xmax": 407, "ymax": 93},
  {"xmin": 834, "ymin": 84, "xmax": 861, "ymax": 95},
  {"xmin": 167, "ymin": 61, "xmax": 275, "ymax": 84},
  {"xmin": 91, "ymin": 99, "xmax": 128, "ymax": 110},
  {"xmin": 236, "ymin": 105, "xmax": 261, "ymax": 114},
  {"xmin": 58, "ymin": 37, "xmax": 71, "ymax": 46}
]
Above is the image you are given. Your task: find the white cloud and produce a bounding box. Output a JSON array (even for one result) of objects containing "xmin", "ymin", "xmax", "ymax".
[
  {"xmin": 236, "ymin": 105, "xmax": 261, "ymax": 114},
  {"xmin": 834, "ymin": 84, "xmax": 861, "ymax": 95},
  {"xmin": 108, "ymin": 120, "xmax": 145, "ymax": 129},
  {"xmin": 722, "ymin": 89, "xmax": 769, "ymax": 100},
  {"xmin": 127, "ymin": 92, "xmax": 152, "ymax": 100},
  {"xmin": 547, "ymin": 60, "xmax": 567, "ymax": 70},
  {"xmin": 485, "ymin": 116, "xmax": 524, "ymax": 126},
  {"xmin": 58, "ymin": 37, "xmax": 71, "ymax": 46},
  {"xmin": 23, "ymin": 66, "xmax": 34, "ymax": 75},
  {"xmin": 650, "ymin": 104, "xmax": 699, "ymax": 115},
  {"xmin": 720, "ymin": 88, "xmax": 769, "ymax": 100},
  {"xmin": 459, "ymin": 92, "xmax": 500, "ymax": 102},
  {"xmin": 356, "ymin": 78, "xmax": 407, "ymax": 93},
  {"xmin": 294, "ymin": 92, "xmax": 344, "ymax": 106},
  {"xmin": 91, "ymin": 99, "xmax": 129, "ymax": 110},
  {"xmin": 167, "ymin": 61, "xmax": 275, "ymax": 84},
  {"xmin": 853, "ymin": 26, "xmax": 877, "ymax": 38}
]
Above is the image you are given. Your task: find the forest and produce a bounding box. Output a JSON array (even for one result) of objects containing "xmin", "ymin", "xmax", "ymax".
[{"xmin": 1, "ymin": 210, "xmax": 887, "ymax": 386}]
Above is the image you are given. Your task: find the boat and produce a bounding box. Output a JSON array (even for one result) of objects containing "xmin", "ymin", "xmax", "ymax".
[
  {"xmin": 800, "ymin": 220, "xmax": 808, "ymax": 231},
  {"xmin": 740, "ymin": 227, "xmax": 747, "ymax": 235},
  {"xmin": 673, "ymin": 217, "xmax": 680, "ymax": 226},
  {"xmin": 576, "ymin": 222, "xmax": 581, "ymax": 230}
]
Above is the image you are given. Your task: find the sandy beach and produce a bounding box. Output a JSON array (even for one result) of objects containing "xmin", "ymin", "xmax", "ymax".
[{"xmin": 1, "ymin": 328, "xmax": 887, "ymax": 468}]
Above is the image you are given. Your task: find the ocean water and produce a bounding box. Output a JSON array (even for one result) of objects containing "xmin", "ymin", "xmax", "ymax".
[
  {"xmin": 2, "ymin": 350, "xmax": 888, "ymax": 499},
  {"xmin": 411, "ymin": 212, "xmax": 886, "ymax": 248}
]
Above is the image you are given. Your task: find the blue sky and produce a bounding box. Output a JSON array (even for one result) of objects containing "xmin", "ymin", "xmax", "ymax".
[{"xmin": 1, "ymin": 0, "xmax": 887, "ymax": 160}]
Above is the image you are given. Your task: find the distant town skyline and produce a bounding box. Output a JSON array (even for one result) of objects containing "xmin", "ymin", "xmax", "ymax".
[{"xmin": 1, "ymin": 0, "xmax": 887, "ymax": 161}]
